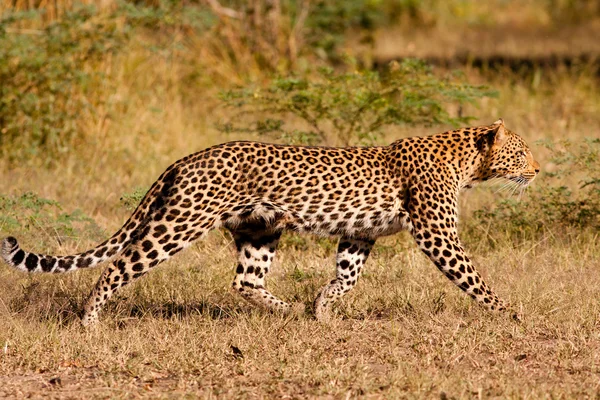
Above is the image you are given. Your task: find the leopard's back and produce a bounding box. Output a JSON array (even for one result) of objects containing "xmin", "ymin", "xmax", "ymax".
[{"xmin": 218, "ymin": 142, "xmax": 408, "ymax": 237}]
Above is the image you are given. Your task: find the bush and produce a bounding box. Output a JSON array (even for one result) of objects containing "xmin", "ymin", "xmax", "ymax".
[
  {"xmin": 218, "ymin": 59, "xmax": 497, "ymax": 145},
  {"xmin": 0, "ymin": 192, "xmax": 104, "ymax": 245},
  {"xmin": 469, "ymin": 138, "xmax": 600, "ymax": 241},
  {"xmin": 0, "ymin": 6, "xmax": 127, "ymax": 165},
  {"xmin": 188, "ymin": 0, "xmax": 429, "ymax": 80}
]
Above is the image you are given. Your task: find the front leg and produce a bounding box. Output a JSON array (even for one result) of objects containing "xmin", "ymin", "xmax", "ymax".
[{"xmin": 408, "ymin": 189, "xmax": 508, "ymax": 312}]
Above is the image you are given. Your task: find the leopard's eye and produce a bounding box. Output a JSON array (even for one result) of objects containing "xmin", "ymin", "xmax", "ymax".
[{"xmin": 517, "ymin": 150, "xmax": 526, "ymax": 157}]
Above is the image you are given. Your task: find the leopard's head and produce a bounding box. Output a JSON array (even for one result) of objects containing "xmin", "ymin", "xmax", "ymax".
[{"xmin": 477, "ymin": 119, "xmax": 540, "ymax": 186}]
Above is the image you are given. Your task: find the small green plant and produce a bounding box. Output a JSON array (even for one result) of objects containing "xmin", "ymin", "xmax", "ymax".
[
  {"xmin": 218, "ymin": 60, "xmax": 497, "ymax": 146},
  {"xmin": 0, "ymin": 192, "xmax": 104, "ymax": 244},
  {"xmin": 469, "ymin": 138, "xmax": 600, "ymax": 241},
  {"xmin": 120, "ymin": 187, "xmax": 149, "ymax": 211},
  {"xmin": 289, "ymin": 265, "xmax": 315, "ymax": 282}
]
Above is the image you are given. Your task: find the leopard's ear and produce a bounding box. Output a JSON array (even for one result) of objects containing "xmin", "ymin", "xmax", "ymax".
[{"xmin": 491, "ymin": 118, "xmax": 507, "ymax": 145}]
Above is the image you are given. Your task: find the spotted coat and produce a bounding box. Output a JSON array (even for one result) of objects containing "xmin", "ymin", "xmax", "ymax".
[{"xmin": 1, "ymin": 119, "xmax": 540, "ymax": 325}]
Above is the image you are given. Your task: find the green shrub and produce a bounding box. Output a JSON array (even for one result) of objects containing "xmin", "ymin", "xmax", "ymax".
[
  {"xmin": 0, "ymin": 6, "xmax": 127, "ymax": 165},
  {"xmin": 184, "ymin": 0, "xmax": 427, "ymax": 80},
  {"xmin": 0, "ymin": 192, "xmax": 105, "ymax": 244},
  {"xmin": 218, "ymin": 59, "xmax": 497, "ymax": 145},
  {"xmin": 305, "ymin": 0, "xmax": 391, "ymax": 61}
]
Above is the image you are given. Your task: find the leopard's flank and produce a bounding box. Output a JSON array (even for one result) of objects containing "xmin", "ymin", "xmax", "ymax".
[{"xmin": 1, "ymin": 119, "xmax": 540, "ymax": 325}]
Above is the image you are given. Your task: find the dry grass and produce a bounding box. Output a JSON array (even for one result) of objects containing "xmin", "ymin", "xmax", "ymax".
[
  {"xmin": 2, "ymin": 74, "xmax": 599, "ymax": 397},
  {"xmin": 371, "ymin": 0, "xmax": 600, "ymax": 61},
  {"xmin": 1, "ymin": 4, "xmax": 600, "ymax": 396},
  {"xmin": 1, "ymin": 231, "xmax": 600, "ymax": 398},
  {"xmin": 374, "ymin": 21, "xmax": 600, "ymax": 61}
]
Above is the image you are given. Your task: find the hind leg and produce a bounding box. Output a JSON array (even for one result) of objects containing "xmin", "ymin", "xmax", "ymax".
[
  {"xmin": 81, "ymin": 218, "xmax": 215, "ymax": 326},
  {"xmin": 314, "ymin": 238, "xmax": 375, "ymax": 322},
  {"xmin": 231, "ymin": 229, "xmax": 296, "ymax": 314}
]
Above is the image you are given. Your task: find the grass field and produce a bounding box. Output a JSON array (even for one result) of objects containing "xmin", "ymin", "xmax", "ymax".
[
  {"xmin": 1, "ymin": 1, "xmax": 600, "ymax": 398},
  {"xmin": 1, "ymin": 70, "xmax": 598, "ymax": 398}
]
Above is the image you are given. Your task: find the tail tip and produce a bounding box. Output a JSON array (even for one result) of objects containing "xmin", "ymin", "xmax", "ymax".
[{"xmin": 2, "ymin": 236, "xmax": 19, "ymax": 262}]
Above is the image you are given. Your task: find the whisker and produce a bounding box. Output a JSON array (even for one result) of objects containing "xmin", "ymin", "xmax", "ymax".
[
  {"xmin": 513, "ymin": 184, "xmax": 521, "ymax": 198},
  {"xmin": 496, "ymin": 180, "xmax": 518, "ymax": 195},
  {"xmin": 494, "ymin": 183, "xmax": 509, "ymax": 194},
  {"xmin": 517, "ymin": 186, "xmax": 526, "ymax": 201}
]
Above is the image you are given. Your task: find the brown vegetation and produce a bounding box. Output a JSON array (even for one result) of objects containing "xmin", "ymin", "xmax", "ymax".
[{"xmin": 0, "ymin": 0, "xmax": 599, "ymax": 398}]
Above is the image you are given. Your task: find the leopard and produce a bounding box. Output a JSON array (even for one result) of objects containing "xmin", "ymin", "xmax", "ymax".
[{"xmin": 1, "ymin": 119, "xmax": 540, "ymax": 326}]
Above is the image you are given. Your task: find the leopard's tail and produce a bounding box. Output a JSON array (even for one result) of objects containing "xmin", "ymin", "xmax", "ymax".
[
  {"xmin": 1, "ymin": 164, "xmax": 180, "ymax": 274},
  {"xmin": 1, "ymin": 234, "xmax": 129, "ymax": 273},
  {"xmin": 2, "ymin": 202, "xmax": 149, "ymax": 273}
]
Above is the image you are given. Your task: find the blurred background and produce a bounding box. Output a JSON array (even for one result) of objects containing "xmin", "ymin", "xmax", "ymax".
[
  {"xmin": 0, "ymin": 4, "xmax": 599, "ymax": 396},
  {"xmin": 0, "ymin": 0, "xmax": 598, "ymax": 254}
]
